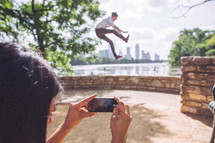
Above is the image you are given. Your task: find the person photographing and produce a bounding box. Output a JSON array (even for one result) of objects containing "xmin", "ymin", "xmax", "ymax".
[{"xmin": 0, "ymin": 42, "xmax": 132, "ymax": 143}]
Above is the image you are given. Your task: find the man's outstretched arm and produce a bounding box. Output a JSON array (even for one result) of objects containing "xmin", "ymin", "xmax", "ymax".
[{"xmin": 113, "ymin": 25, "xmax": 128, "ymax": 34}]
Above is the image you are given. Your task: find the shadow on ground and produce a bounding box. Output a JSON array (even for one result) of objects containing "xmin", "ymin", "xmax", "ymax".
[
  {"xmin": 127, "ymin": 104, "xmax": 172, "ymax": 143},
  {"xmin": 183, "ymin": 112, "xmax": 213, "ymax": 127},
  {"xmin": 47, "ymin": 103, "xmax": 171, "ymax": 143}
]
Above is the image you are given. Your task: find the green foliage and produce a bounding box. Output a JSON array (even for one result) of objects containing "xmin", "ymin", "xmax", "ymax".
[
  {"xmin": 168, "ymin": 28, "xmax": 215, "ymax": 67},
  {"xmin": 0, "ymin": 0, "xmax": 104, "ymax": 75},
  {"xmin": 205, "ymin": 35, "xmax": 215, "ymax": 56},
  {"xmin": 0, "ymin": 0, "xmax": 18, "ymax": 39}
]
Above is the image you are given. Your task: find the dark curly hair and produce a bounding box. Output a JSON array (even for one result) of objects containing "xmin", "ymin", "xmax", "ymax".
[{"xmin": 0, "ymin": 43, "xmax": 62, "ymax": 143}]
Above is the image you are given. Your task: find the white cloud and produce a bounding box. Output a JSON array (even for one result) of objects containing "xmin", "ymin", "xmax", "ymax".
[
  {"xmin": 131, "ymin": 28, "xmax": 156, "ymax": 41},
  {"xmin": 159, "ymin": 28, "xmax": 180, "ymax": 42},
  {"xmin": 148, "ymin": 0, "xmax": 165, "ymax": 7}
]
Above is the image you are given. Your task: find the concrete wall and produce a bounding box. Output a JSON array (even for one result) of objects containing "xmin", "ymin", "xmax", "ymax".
[
  {"xmin": 60, "ymin": 76, "xmax": 181, "ymax": 94},
  {"xmin": 180, "ymin": 56, "xmax": 215, "ymax": 116}
]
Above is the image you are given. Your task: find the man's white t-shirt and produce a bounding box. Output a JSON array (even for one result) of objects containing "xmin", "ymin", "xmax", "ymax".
[{"xmin": 96, "ymin": 17, "xmax": 114, "ymax": 29}]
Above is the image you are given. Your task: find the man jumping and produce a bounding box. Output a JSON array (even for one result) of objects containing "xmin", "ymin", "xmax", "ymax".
[{"xmin": 95, "ymin": 12, "xmax": 129, "ymax": 60}]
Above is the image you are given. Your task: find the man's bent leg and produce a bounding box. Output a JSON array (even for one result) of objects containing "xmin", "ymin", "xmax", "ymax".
[
  {"xmin": 96, "ymin": 28, "xmax": 112, "ymax": 37},
  {"xmin": 96, "ymin": 28, "xmax": 128, "ymax": 42},
  {"xmin": 99, "ymin": 35, "xmax": 117, "ymax": 57},
  {"xmin": 111, "ymin": 30, "xmax": 127, "ymax": 42}
]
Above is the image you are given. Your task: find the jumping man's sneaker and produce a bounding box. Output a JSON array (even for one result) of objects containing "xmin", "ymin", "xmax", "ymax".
[
  {"xmin": 125, "ymin": 34, "xmax": 130, "ymax": 43},
  {"xmin": 115, "ymin": 55, "xmax": 122, "ymax": 60}
]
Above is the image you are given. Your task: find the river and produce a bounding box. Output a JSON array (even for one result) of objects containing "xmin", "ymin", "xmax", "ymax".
[{"xmin": 72, "ymin": 62, "xmax": 181, "ymax": 76}]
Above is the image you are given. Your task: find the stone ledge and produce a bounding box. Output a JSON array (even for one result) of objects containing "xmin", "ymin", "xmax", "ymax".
[
  {"xmin": 180, "ymin": 56, "xmax": 215, "ymax": 116},
  {"xmin": 59, "ymin": 76, "xmax": 181, "ymax": 94}
]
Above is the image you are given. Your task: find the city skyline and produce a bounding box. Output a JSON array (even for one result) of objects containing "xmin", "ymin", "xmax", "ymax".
[{"xmin": 98, "ymin": 43, "xmax": 160, "ymax": 61}]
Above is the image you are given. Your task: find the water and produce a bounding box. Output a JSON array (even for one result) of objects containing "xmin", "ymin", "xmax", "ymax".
[{"xmin": 72, "ymin": 62, "xmax": 181, "ymax": 76}]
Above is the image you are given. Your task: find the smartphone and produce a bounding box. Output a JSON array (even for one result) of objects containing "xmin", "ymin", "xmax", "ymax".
[{"xmin": 88, "ymin": 98, "xmax": 118, "ymax": 112}]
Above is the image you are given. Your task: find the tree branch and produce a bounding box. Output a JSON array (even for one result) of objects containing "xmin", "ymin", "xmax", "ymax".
[
  {"xmin": 173, "ymin": 0, "xmax": 215, "ymax": 18},
  {"xmin": 32, "ymin": 0, "xmax": 36, "ymax": 13}
]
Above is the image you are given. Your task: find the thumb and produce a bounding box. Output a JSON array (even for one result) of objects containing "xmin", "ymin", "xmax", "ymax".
[
  {"xmin": 111, "ymin": 107, "xmax": 118, "ymax": 121},
  {"xmin": 84, "ymin": 112, "xmax": 97, "ymax": 118}
]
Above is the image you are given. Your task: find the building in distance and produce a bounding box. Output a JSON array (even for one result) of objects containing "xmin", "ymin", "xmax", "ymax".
[
  {"xmin": 135, "ymin": 43, "xmax": 139, "ymax": 60},
  {"xmin": 154, "ymin": 53, "xmax": 160, "ymax": 61},
  {"xmin": 124, "ymin": 47, "xmax": 133, "ymax": 60},
  {"xmin": 141, "ymin": 50, "xmax": 151, "ymax": 61}
]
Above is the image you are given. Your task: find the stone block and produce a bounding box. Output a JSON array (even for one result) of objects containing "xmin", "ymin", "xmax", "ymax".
[
  {"xmin": 127, "ymin": 77, "xmax": 139, "ymax": 84},
  {"xmin": 200, "ymin": 87, "xmax": 213, "ymax": 96},
  {"xmin": 188, "ymin": 92, "xmax": 207, "ymax": 101},
  {"xmin": 202, "ymin": 102, "xmax": 210, "ymax": 109},
  {"xmin": 212, "ymin": 57, "xmax": 215, "ymax": 65},
  {"xmin": 197, "ymin": 66, "xmax": 215, "ymax": 73},
  {"xmin": 186, "ymin": 79, "xmax": 214, "ymax": 87},
  {"xmin": 138, "ymin": 82, "xmax": 145, "ymax": 86},
  {"xmin": 145, "ymin": 82, "xmax": 151, "ymax": 86},
  {"xmin": 197, "ymin": 73, "xmax": 215, "ymax": 79},
  {"xmin": 165, "ymin": 82, "xmax": 175, "ymax": 88},
  {"xmin": 181, "ymin": 57, "xmax": 193, "ymax": 66},
  {"xmin": 180, "ymin": 92, "xmax": 190, "ymax": 100},
  {"xmin": 106, "ymin": 78, "xmax": 114, "ymax": 83},
  {"xmin": 151, "ymin": 79, "xmax": 164, "ymax": 87},
  {"xmin": 207, "ymin": 95, "xmax": 213, "ymax": 102},
  {"xmin": 181, "ymin": 85, "xmax": 212, "ymax": 96},
  {"xmin": 181, "ymin": 72, "xmax": 196, "ymax": 79},
  {"xmin": 181, "ymin": 101, "xmax": 202, "ymax": 107},
  {"xmin": 193, "ymin": 57, "xmax": 211, "ymax": 65},
  {"xmin": 181, "ymin": 105, "xmax": 197, "ymax": 114},
  {"xmin": 181, "ymin": 85, "xmax": 201, "ymax": 94},
  {"xmin": 181, "ymin": 65, "xmax": 196, "ymax": 72},
  {"xmin": 118, "ymin": 77, "xmax": 127, "ymax": 81}
]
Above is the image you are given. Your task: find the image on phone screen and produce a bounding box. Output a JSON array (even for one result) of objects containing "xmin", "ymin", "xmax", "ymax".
[{"xmin": 88, "ymin": 98, "xmax": 118, "ymax": 112}]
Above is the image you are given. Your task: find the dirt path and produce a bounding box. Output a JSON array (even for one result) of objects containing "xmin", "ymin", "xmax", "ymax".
[{"xmin": 47, "ymin": 89, "xmax": 213, "ymax": 143}]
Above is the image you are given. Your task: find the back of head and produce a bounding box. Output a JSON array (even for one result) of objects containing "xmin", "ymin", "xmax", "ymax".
[
  {"xmin": 0, "ymin": 43, "xmax": 62, "ymax": 143},
  {"xmin": 112, "ymin": 12, "xmax": 118, "ymax": 17}
]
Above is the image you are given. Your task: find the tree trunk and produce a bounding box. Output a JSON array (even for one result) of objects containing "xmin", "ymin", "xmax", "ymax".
[{"xmin": 38, "ymin": 36, "xmax": 46, "ymax": 58}]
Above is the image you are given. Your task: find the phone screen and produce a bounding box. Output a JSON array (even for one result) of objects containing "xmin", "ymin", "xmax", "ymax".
[{"xmin": 88, "ymin": 98, "xmax": 118, "ymax": 112}]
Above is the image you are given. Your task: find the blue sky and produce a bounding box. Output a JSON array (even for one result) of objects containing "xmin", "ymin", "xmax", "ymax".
[{"xmin": 93, "ymin": 0, "xmax": 215, "ymax": 60}]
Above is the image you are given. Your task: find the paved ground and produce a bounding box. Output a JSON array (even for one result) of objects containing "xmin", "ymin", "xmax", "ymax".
[{"xmin": 47, "ymin": 89, "xmax": 213, "ymax": 143}]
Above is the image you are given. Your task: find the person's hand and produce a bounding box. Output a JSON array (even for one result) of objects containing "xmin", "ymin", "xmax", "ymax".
[
  {"xmin": 110, "ymin": 96, "xmax": 132, "ymax": 143},
  {"xmin": 116, "ymin": 29, "xmax": 122, "ymax": 35},
  {"xmin": 63, "ymin": 94, "xmax": 97, "ymax": 130},
  {"xmin": 121, "ymin": 31, "xmax": 128, "ymax": 33}
]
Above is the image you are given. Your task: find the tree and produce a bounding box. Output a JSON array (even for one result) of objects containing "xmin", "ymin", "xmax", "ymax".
[
  {"xmin": 0, "ymin": 0, "xmax": 104, "ymax": 75},
  {"xmin": 168, "ymin": 28, "xmax": 215, "ymax": 67},
  {"xmin": 206, "ymin": 35, "xmax": 215, "ymax": 56}
]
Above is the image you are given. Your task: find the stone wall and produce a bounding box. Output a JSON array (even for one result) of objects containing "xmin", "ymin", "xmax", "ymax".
[
  {"xmin": 180, "ymin": 56, "xmax": 215, "ymax": 116},
  {"xmin": 60, "ymin": 76, "xmax": 181, "ymax": 94}
]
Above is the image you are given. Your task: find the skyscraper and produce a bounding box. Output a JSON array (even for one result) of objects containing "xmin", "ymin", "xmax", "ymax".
[
  {"xmin": 141, "ymin": 50, "xmax": 151, "ymax": 60},
  {"xmin": 154, "ymin": 53, "xmax": 160, "ymax": 61},
  {"xmin": 135, "ymin": 43, "xmax": 139, "ymax": 60},
  {"xmin": 127, "ymin": 46, "xmax": 131, "ymax": 56},
  {"xmin": 125, "ymin": 47, "xmax": 132, "ymax": 60}
]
